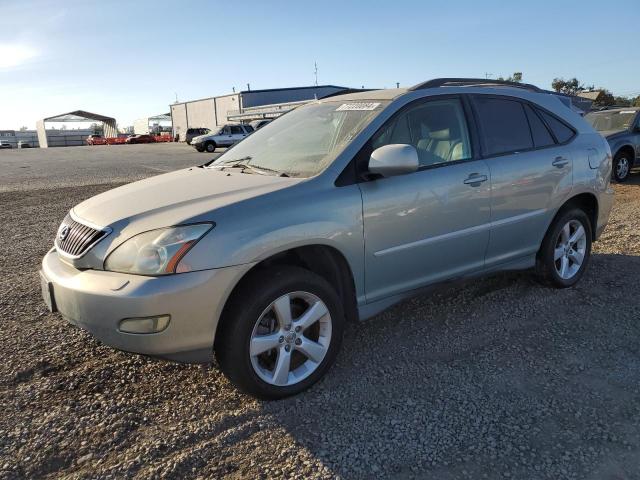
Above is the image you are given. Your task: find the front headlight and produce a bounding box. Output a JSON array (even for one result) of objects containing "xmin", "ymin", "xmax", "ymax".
[{"xmin": 104, "ymin": 223, "xmax": 213, "ymax": 275}]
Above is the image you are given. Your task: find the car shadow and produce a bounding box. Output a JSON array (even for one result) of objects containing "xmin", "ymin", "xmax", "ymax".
[{"xmin": 255, "ymin": 252, "xmax": 640, "ymax": 479}]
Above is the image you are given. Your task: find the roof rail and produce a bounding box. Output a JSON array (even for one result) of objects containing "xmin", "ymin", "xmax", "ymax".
[{"xmin": 409, "ymin": 78, "xmax": 542, "ymax": 93}]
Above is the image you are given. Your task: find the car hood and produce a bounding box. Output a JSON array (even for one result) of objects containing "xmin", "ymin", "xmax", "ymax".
[
  {"xmin": 601, "ymin": 129, "xmax": 627, "ymax": 139},
  {"xmin": 73, "ymin": 167, "xmax": 301, "ymax": 230}
]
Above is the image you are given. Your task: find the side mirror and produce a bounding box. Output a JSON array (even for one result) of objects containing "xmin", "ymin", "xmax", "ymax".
[{"xmin": 368, "ymin": 144, "xmax": 419, "ymax": 177}]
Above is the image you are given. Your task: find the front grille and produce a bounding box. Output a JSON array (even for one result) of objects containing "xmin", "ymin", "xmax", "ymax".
[{"xmin": 55, "ymin": 213, "xmax": 108, "ymax": 258}]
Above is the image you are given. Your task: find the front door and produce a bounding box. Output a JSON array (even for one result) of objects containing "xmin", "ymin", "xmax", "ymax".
[{"xmin": 359, "ymin": 97, "xmax": 491, "ymax": 302}]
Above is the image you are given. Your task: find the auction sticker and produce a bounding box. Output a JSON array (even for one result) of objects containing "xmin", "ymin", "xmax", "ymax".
[{"xmin": 336, "ymin": 102, "xmax": 381, "ymax": 111}]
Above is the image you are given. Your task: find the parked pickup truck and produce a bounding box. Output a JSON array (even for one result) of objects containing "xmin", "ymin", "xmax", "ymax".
[{"xmin": 191, "ymin": 124, "xmax": 254, "ymax": 153}]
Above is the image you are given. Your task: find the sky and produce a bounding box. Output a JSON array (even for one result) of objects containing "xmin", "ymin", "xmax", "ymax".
[{"xmin": 1, "ymin": 0, "xmax": 639, "ymax": 130}]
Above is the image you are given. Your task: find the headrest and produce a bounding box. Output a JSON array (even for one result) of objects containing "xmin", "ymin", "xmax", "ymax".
[{"xmin": 429, "ymin": 128, "xmax": 450, "ymax": 140}]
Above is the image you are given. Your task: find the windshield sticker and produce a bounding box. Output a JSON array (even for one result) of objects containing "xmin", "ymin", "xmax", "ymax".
[{"xmin": 336, "ymin": 102, "xmax": 381, "ymax": 111}]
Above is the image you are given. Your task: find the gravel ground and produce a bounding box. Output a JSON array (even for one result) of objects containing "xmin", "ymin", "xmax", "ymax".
[{"xmin": 1, "ymin": 148, "xmax": 639, "ymax": 479}]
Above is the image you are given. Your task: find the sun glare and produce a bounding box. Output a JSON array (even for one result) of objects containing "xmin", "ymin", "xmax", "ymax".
[{"xmin": 0, "ymin": 44, "xmax": 37, "ymax": 69}]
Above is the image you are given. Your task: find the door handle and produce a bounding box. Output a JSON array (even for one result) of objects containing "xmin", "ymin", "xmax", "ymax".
[
  {"xmin": 552, "ymin": 156, "xmax": 569, "ymax": 168},
  {"xmin": 463, "ymin": 173, "xmax": 488, "ymax": 186}
]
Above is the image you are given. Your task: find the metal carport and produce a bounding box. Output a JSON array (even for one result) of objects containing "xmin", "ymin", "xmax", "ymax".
[{"xmin": 36, "ymin": 110, "xmax": 117, "ymax": 148}]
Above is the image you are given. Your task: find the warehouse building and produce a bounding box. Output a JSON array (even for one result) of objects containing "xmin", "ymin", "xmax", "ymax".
[
  {"xmin": 170, "ymin": 85, "xmax": 350, "ymax": 141},
  {"xmin": 133, "ymin": 113, "xmax": 172, "ymax": 134}
]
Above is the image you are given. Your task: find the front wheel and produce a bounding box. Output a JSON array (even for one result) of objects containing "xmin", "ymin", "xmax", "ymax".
[
  {"xmin": 535, "ymin": 208, "xmax": 592, "ymax": 288},
  {"xmin": 613, "ymin": 151, "xmax": 631, "ymax": 182},
  {"xmin": 204, "ymin": 141, "xmax": 216, "ymax": 153},
  {"xmin": 215, "ymin": 266, "xmax": 345, "ymax": 399}
]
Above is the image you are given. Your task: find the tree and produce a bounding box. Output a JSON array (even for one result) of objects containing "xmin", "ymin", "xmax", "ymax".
[
  {"xmin": 496, "ymin": 72, "xmax": 523, "ymax": 83},
  {"xmin": 551, "ymin": 77, "xmax": 585, "ymax": 95},
  {"xmin": 613, "ymin": 96, "xmax": 632, "ymax": 107},
  {"xmin": 594, "ymin": 89, "xmax": 615, "ymax": 107},
  {"xmin": 634, "ymin": 97, "xmax": 640, "ymax": 108}
]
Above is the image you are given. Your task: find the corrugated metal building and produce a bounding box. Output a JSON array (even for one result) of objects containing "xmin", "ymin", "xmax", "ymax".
[{"xmin": 170, "ymin": 85, "xmax": 348, "ymax": 141}]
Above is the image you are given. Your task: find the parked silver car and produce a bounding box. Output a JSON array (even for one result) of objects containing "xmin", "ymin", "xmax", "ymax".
[
  {"xmin": 191, "ymin": 124, "xmax": 254, "ymax": 153},
  {"xmin": 41, "ymin": 78, "xmax": 614, "ymax": 399},
  {"xmin": 585, "ymin": 107, "xmax": 639, "ymax": 182}
]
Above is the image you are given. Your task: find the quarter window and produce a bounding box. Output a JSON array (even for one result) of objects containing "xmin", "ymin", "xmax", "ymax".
[
  {"xmin": 537, "ymin": 110, "xmax": 575, "ymax": 144},
  {"xmin": 473, "ymin": 97, "xmax": 533, "ymax": 156},
  {"xmin": 524, "ymin": 104, "xmax": 555, "ymax": 148},
  {"xmin": 372, "ymin": 98, "xmax": 472, "ymax": 168}
]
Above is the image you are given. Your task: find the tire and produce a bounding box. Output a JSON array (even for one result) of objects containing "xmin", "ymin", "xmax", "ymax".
[
  {"xmin": 612, "ymin": 151, "xmax": 632, "ymax": 182},
  {"xmin": 535, "ymin": 208, "xmax": 592, "ymax": 288},
  {"xmin": 195, "ymin": 146, "xmax": 204, "ymax": 153},
  {"xmin": 215, "ymin": 266, "xmax": 345, "ymax": 399},
  {"xmin": 204, "ymin": 142, "xmax": 216, "ymax": 153}
]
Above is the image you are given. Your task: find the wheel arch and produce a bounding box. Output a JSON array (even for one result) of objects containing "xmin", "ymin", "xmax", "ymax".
[
  {"xmin": 551, "ymin": 192, "xmax": 599, "ymax": 241},
  {"xmin": 216, "ymin": 244, "xmax": 359, "ymax": 340},
  {"xmin": 615, "ymin": 144, "xmax": 635, "ymax": 161}
]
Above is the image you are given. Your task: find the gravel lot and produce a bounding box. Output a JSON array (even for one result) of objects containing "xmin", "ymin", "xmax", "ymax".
[{"xmin": 1, "ymin": 145, "xmax": 639, "ymax": 479}]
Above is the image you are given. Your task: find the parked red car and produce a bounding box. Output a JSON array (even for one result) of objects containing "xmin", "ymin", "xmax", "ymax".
[
  {"xmin": 125, "ymin": 134, "xmax": 156, "ymax": 144},
  {"xmin": 86, "ymin": 134, "xmax": 107, "ymax": 145}
]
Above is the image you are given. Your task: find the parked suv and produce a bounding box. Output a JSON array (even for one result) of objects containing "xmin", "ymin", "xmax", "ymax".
[
  {"xmin": 40, "ymin": 78, "xmax": 613, "ymax": 399},
  {"xmin": 585, "ymin": 107, "xmax": 639, "ymax": 182},
  {"xmin": 191, "ymin": 124, "xmax": 254, "ymax": 152},
  {"xmin": 185, "ymin": 128, "xmax": 210, "ymax": 145}
]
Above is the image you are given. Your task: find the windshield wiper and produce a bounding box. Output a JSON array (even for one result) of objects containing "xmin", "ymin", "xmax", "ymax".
[{"xmin": 207, "ymin": 156, "xmax": 288, "ymax": 177}]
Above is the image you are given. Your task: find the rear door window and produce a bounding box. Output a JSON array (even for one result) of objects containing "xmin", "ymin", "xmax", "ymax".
[
  {"xmin": 524, "ymin": 104, "xmax": 555, "ymax": 148},
  {"xmin": 230, "ymin": 126, "xmax": 244, "ymax": 134},
  {"xmin": 536, "ymin": 109, "xmax": 576, "ymax": 144},
  {"xmin": 473, "ymin": 97, "xmax": 533, "ymax": 156}
]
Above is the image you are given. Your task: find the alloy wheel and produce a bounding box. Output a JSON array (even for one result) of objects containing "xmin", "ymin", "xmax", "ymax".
[
  {"xmin": 554, "ymin": 219, "xmax": 587, "ymax": 280},
  {"xmin": 250, "ymin": 291, "xmax": 332, "ymax": 387},
  {"xmin": 616, "ymin": 156, "xmax": 630, "ymax": 180}
]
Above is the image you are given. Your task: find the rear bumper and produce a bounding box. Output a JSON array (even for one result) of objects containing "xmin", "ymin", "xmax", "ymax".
[
  {"xmin": 40, "ymin": 249, "xmax": 253, "ymax": 363},
  {"xmin": 596, "ymin": 186, "xmax": 615, "ymax": 239}
]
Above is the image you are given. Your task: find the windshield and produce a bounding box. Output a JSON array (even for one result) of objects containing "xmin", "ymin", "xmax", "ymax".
[
  {"xmin": 208, "ymin": 100, "xmax": 389, "ymax": 177},
  {"xmin": 586, "ymin": 110, "xmax": 637, "ymax": 132}
]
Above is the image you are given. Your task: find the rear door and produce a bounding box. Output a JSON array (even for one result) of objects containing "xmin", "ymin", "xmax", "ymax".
[
  {"xmin": 230, "ymin": 125, "xmax": 245, "ymax": 144},
  {"xmin": 470, "ymin": 95, "xmax": 575, "ymax": 267},
  {"xmin": 359, "ymin": 96, "xmax": 491, "ymax": 301}
]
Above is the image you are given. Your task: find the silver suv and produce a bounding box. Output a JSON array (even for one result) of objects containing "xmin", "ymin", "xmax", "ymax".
[
  {"xmin": 40, "ymin": 78, "xmax": 614, "ymax": 399},
  {"xmin": 191, "ymin": 124, "xmax": 253, "ymax": 153}
]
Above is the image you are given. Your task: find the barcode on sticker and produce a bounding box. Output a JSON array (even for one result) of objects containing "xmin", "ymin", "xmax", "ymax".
[{"xmin": 336, "ymin": 103, "xmax": 381, "ymax": 111}]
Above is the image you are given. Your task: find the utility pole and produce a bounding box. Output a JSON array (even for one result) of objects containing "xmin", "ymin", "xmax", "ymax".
[
  {"xmin": 396, "ymin": 82, "xmax": 400, "ymax": 88},
  {"xmin": 314, "ymin": 62, "xmax": 318, "ymax": 86},
  {"xmin": 485, "ymin": 73, "xmax": 493, "ymax": 79}
]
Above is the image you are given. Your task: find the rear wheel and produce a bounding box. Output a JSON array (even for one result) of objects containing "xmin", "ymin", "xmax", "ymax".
[
  {"xmin": 535, "ymin": 208, "xmax": 592, "ymax": 288},
  {"xmin": 215, "ymin": 266, "xmax": 344, "ymax": 399},
  {"xmin": 613, "ymin": 151, "xmax": 631, "ymax": 182},
  {"xmin": 205, "ymin": 141, "xmax": 216, "ymax": 153}
]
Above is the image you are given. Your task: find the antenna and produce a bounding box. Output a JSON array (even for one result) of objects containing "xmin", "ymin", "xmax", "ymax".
[{"xmin": 314, "ymin": 61, "xmax": 318, "ymax": 86}]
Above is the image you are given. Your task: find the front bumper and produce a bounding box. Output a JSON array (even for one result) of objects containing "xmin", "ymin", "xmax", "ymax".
[{"xmin": 40, "ymin": 249, "xmax": 253, "ymax": 363}]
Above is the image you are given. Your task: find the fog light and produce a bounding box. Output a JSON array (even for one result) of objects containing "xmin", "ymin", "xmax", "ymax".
[{"xmin": 119, "ymin": 315, "xmax": 170, "ymax": 334}]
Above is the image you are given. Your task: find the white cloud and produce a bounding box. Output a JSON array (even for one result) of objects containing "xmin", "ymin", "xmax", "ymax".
[{"xmin": 0, "ymin": 44, "xmax": 38, "ymax": 69}]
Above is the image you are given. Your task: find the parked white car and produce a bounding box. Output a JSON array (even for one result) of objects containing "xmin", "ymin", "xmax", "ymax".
[{"xmin": 191, "ymin": 124, "xmax": 254, "ymax": 153}]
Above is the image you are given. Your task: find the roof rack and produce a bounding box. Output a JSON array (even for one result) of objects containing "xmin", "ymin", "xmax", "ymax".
[{"xmin": 409, "ymin": 78, "xmax": 542, "ymax": 93}]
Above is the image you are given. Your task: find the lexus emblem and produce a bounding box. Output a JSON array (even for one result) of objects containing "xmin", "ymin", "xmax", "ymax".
[{"xmin": 58, "ymin": 225, "xmax": 70, "ymax": 242}]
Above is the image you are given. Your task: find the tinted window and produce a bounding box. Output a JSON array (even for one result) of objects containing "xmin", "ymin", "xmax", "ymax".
[
  {"xmin": 474, "ymin": 97, "xmax": 533, "ymax": 156},
  {"xmin": 244, "ymin": 125, "xmax": 254, "ymax": 132},
  {"xmin": 537, "ymin": 110, "xmax": 575, "ymax": 143},
  {"xmin": 230, "ymin": 126, "xmax": 244, "ymax": 134},
  {"xmin": 372, "ymin": 98, "xmax": 471, "ymax": 167},
  {"xmin": 524, "ymin": 104, "xmax": 555, "ymax": 148}
]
